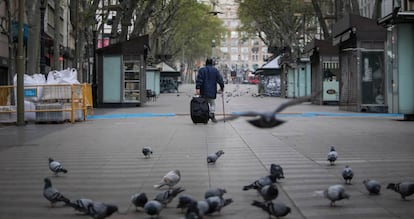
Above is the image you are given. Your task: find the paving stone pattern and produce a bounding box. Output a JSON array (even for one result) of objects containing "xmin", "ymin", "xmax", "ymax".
[{"xmin": 0, "ymin": 84, "xmax": 413, "ymax": 219}]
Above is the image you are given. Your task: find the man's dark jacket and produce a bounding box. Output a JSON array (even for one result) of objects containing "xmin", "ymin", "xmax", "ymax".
[{"xmin": 196, "ymin": 65, "xmax": 224, "ymax": 99}]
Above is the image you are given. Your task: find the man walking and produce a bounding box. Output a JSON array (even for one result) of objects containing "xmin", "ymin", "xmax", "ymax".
[{"xmin": 196, "ymin": 58, "xmax": 224, "ymax": 123}]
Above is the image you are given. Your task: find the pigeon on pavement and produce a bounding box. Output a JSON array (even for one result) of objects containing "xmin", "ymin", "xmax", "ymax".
[
  {"xmin": 387, "ymin": 182, "xmax": 414, "ymax": 200},
  {"xmin": 68, "ymin": 198, "xmax": 94, "ymax": 214},
  {"xmin": 131, "ymin": 192, "xmax": 148, "ymax": 211},
  {"xmin": 243, "ymin": 174, "xmax": 278, "ymax": 191},
  {"xmin": 86, "ymin": 201, "xmax": 118, "ymax": 219},
  {"xmin": 258, "ymin": 184, "xmax": 279, "ymax": 202},
  {"xmin": 216, "ymin": 92, "xmax": 319, "ymax": 128},
  {"xmin": 204, "ymin": 187, "xmax": 227, "ymax": 199},
  {"xmin": 207, "ymin": 150, "xmax": 225, "ymax": 164},
  {"xmin": 48, "ymin": 157, "xmax": 68, "ymax": 175},
  {"xmin": 185, "ymin": 200, "xmax": 209, "ymax": 219},
  {"xmin": 144, "ymin": 200, "xmax": 164, "ymax": 217},
  {"xmin": 205, "ymin": 196, "xmax": 233, "ymax": 215},
  {"xmin": 153, "ymin": 169, "xmax": 181, "ymax": 189},
  {"xmin": 327, "ymin": 146, "xmax": 338, "ymax": 166},
  {"xmin": 342, "ymin": 165, "xmax": 354, "ymax": 184},
  {"xmin": 363, "ymin": 179, "xmax": 381, "ymax": 195},
  {"xmin": 142, "ymin": 146, "xmax": 153, "ymax": 158},
  {"xmin": 270, "ymin": 163, "xmax": 285, "ymax": 181},
  {"xmin": 313, "ymin": 184, "xmax": 350, "ymax": 207},
  {"xmin": 154, "ymin": 187, "xmax": 185, "ymax": 206},
  {"xmin": 177, "ymin": 194, "xmax": 196, "ymax": 212},
  {"xmin": 251, "ymin": 200, "xmax": 291, "ymax": 218},
  {"xmin": 43, "ymin": 178, "xmax": 71, "ymax": 207}
]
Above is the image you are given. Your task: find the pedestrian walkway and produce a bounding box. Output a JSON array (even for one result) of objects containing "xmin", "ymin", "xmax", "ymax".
[{"xmin": 0, "ymin": 84, "xmax": 413, "ymax": 219}]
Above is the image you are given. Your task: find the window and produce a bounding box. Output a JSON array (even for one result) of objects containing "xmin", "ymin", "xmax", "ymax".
[
  {"xmin": 231, "ymin": 31, "xmax": 238, "ymax": 38},
  {"xmin": 230, "ymin": 47, "xmax": 238, "ymax": 54},
  {"xmin": 231, "ymin": 55, "xmax": 239, "ymax": 61},
  {"xmin": 361, "ymin": 52, "xmax": 385, "ymax": 105},
  {"xmin": 241, "ymin": 47, "xmax": 249, "ymax": 53},
  {"xmin": 220, "ymin": 47, "xmax": 228, "ymax": 53}
]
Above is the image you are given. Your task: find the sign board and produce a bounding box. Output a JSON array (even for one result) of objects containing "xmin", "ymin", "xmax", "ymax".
[{"xmin": 24, "ymin": 88, "xmax": 37, "ymax": 97}]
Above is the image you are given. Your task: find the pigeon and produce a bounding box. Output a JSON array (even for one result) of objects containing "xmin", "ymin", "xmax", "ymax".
[
  {"xmin": 207, "ymin": 150, "xmax": 225, "ymax": 164},
  {"xmin": 177, "ymin": 194, "xmax": 196, "ymax": 212},
  {"xmin": 86, "ymin": 201, "xmax": 119, "ymax": 219},
  {"xmin": 363, "ymin": 179, "xmax": 381, "ymax": 195},
  {"xmin": 216, "ymin": 92, "xmax": 319, "ymax": 128},
  {"xmin": 185, "ymin": 200, "xmax": 209, "ymax": 219},
  {"xmin": 251, "ymin": 200, "xmax": 291, "ymax": 218},
  {"xmin": 68, "ymin": 198, "xmax": 94, "ymax": 214},
  {"xmin": 142, "ymin": 146, "xmax": 153, "ymax": 158},
  {"xmin": 131, "ymin": 192, "xmax": 148, "ymax": 211},
  {"xmin": 43, "ymin": 178, "xmax": 71, "ymax": 207},
  {"xmin": 258, "ymin": 184, "xmax": 279, "ymax": 202},
  {"xmin": 327, "ymin": 146, "xmax": 338, "ymax": 165},
  {"xmin": 243, "ymin": 174, "xmax": 278, "ymax": 191},
  {"xmin": 205, "ymin": 196, "xmax": 233, "ymax": 215},
  {"xmin": 313, "ymin": 184, "xmax": 350, "ymax": 207},
  {"xmin": 154, "ymin": 187, "xmax": 185, "ymax": 206},
  {"xmin": 270, "ymin": 163, "xmax": 285, "ymax": 181},
  {"xmin": 342, "ymin": 165, "xmax": 354, "ymax": 184},
  {"xmin": 386, "ymin": 182, "xmax": 414, "ymax": 200},
  {"xmin": 204, "ymin": 187, "xmax": 227, "ymax": 199},
  {"xmin": 153, "ymin": 169, "xmax": 181, "ymax": 189},
  {"xmin": 144, "ymin": 200, "xmax": 163, "ymax": 217},
  {"xmin": 48, "ymin": 157, "xmax": 68, "ymax": 175}
]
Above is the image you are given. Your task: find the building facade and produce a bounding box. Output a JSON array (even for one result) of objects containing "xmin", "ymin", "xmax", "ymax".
[{"xmin": 205, "ymin": 0, "xmax": 269, "ymax": 82}]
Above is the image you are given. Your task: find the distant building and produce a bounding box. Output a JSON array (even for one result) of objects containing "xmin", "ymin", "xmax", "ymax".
[{"xmin": 200, "ymin": 0, "xmax": 269, "ymax": 82}]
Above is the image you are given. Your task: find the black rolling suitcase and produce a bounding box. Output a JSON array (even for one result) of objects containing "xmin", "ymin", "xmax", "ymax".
[{"xmin": 190, "ymin": 96, "xmax": 209, "ymax": 124}]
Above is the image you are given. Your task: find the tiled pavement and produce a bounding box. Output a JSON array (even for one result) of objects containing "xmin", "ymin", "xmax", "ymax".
[{"xmin": 0, "ymin": 84, "xmax": 413, "ymax": 219}]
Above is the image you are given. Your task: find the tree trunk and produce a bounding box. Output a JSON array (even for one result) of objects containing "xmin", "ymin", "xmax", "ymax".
[
  {"xmin": 25, "ymin": 0, "xmax": 41, "ymax": 74},
  {"xmin": 311, "ymin": 0, "xmax": 331, "ymax": 39}
]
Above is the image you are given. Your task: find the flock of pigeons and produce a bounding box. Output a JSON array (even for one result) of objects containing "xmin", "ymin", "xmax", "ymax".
[
  {"xmin": 312, "ymin": 146, "xmax": 414, "ymax": 207},
  {"xmin": 42, "ymin": 89, "xmax": 414, "ymax": 219},
  {"xmin": 44, "ymin": 139, "xmax": 414, "ymax": 219}
]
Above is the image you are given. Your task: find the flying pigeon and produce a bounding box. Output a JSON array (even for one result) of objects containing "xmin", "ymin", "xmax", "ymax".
[
  {"xmin": 176, "ymin": 194, "xmax": 196, "ymax": 212},
  {"xmin": 258, "ymin": 184, "xmax": 279, "ymax": 202},
  {"xmin": 205, "ymin": 196, "xmax": 233, "ymax": 215},
  {"xmin": 251, "ymin": 200, "xmax": 291, "ymax": 218},
  {"xmin": 363, "ymin": 179, "xmax": 381, "ymax": 195},
  {"xmin": 204, "ymin": 187, "xmax": 227, "ymax": 199},
  {"xmin": 153, "ymin": 169, "xmax": 181, "ymax": 189},
  {"xmin": 216, "ymin": 92, "xmax": 319, "ymax": 128},
  {"xmin": 207, "ymin": 150, "xmax": 225, "ymax": 164},
  {"xmin": 144, "ymin": 200, "xmax": 163, "ymax": 217},
  {"xmin": 142, "ymin": 146, "xmax": 153, "ymax": 158},
  {"xmin": 48, "ymin": 157, "xmax": 68, "ymax": 175},
  {"xmin": 154, "ymin": 187, "xmax": 185, "ymax": 206},
  {"xmin": 131, "ymin": 192, "xmax": 148, "ymax": 211},
  {"xmin": 43, "ymin": 178, "xmax": 71, "ymax": 207},
  {"xmin": 386, "ymin": 182, "xmax": 414, "ymax": 200},
  {"xmin": 243, "ymin": 174, "xmax": 278, "ymax": 191},
  {"xmin": 327, "ymin": 146, "xmax": 338, "ymax": 165},
  {"xmin": 270, "ymin": 163, "xmax": 285, "ymax": 181},
  {"xmin": 342, "ymin": 165, "xmax": 354, "ymax": 184},
  {"xmin": 313, "ymin": 184, "xmax": 350, "ymax": 207},
  {"xmin": 86, "ymin": 201, "xmax": 119, "ymax": 219},
  {"xmin": 68, "ymin": 198, "xmax": 94, "ymax": 214},
  {"xmin": 185, "ymin": 200, "xmax": 209, "ymax": 219}
]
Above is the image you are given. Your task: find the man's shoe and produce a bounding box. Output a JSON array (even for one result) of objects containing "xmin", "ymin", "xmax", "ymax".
[{"xmin": 210, "ymin": 114, "xmax": 217, "ymax": 123}]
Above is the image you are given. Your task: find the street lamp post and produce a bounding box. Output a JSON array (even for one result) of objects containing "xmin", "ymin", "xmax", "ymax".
[{"xmin": 92, "ymin": 29, "xmax": 98, "ymax": 107}]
